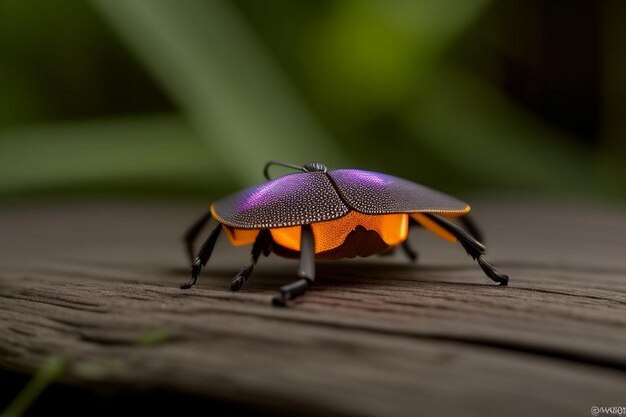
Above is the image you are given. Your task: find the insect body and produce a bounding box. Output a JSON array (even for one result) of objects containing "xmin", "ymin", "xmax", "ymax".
[{"xmin": 182, "ymin": 161, "xmax": 508, "ymax": 306}]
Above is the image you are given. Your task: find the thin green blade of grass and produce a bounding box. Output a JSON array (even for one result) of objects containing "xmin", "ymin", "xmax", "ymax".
[
  {"xmin": 0, "ymin": 115, "xmax": 224, "ymax": 199},
  {"xmin": 1, "ymin": 356, "xmax": 64, "ymax": 417},
  {"xmin": 136, "ymin": 329, "xmax": 173, "ymax": 347},
  {"xmin": 91, "ymin": 0, "xmax": 346, "ymax": 184}
]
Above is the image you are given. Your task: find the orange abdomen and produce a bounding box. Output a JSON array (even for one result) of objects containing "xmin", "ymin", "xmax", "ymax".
[{"xmin": 223, "ymin": 211, "xmax": 409, "ymax": 258}]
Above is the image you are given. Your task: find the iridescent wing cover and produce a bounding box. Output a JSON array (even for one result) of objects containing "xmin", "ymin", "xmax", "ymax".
[
  {"xmin": 328, "ymin": 169, "xmax": 469, "ymax": 215},
  {"xmin": 211, "ymin": 172, "xmax": 349, "ymax": 229}
]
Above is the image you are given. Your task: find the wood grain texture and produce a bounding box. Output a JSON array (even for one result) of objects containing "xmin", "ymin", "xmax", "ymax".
[{"xmin": 1, "ymin": 201, "xmax": 625, "ymax": 416}]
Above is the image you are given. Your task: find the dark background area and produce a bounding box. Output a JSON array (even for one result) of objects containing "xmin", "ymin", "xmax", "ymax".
[
  {"xmin": 0, "ymin": 369, "xmax": 276, "ymax": 417},
  {"xmin": 1, "ymin": 0, "xmax": 624, "ymax": 202}
]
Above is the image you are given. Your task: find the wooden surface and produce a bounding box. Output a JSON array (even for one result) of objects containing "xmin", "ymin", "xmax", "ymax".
[{"xmin": 1, "ymin": 201, "xmax": 626, "ymax": 416}]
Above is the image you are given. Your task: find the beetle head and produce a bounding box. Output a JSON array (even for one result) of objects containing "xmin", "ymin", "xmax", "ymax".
[{"xmin": 302, "ymin": 162, "xmax": 327, "ymax": 173}]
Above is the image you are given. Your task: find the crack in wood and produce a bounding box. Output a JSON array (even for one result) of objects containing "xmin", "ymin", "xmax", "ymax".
[{"xmin": 1, "ymin": 202, "xmax": 625, "ymax": 417}]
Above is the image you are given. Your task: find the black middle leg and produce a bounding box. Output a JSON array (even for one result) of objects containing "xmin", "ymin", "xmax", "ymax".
[
  {"xmin": 272, "ymin": 224, "xmax": 315, "ymax": 306},
  {"xmin": 183, "ymin": 211, "xmax": 213, "ymax": 262},
  {"xmin": 231, "ymin": 229, "xmax": 272, "ymax": 291},
  {"xmin": 401, "ymin": 240, "xmax": 418, "ymax": 262},
  {"xmin": 180, "ymin": 223, "xmax": 222, "ymax": 289},
  {"xmin": 423, "ymin": 213, "xmax": 508, "ymax": 286},
  {"xmin": 403, "ymin": 216, "xmax": 420, "ymax": 262}
]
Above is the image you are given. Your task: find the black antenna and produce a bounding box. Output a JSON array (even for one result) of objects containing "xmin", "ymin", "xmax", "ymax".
[{"xmin": 263, "ymin": 161, "xmax": 306, "ymax": 180}]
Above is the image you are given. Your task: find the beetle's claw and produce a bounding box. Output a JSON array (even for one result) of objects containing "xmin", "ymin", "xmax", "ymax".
[
  {"xmin": 231, "ymin": 263, "xmax": 253, "ymax": 292},
  {"xmin": 477, "ymin": 256, "xmax": 509, "ymax": 286},
  {"xmin": 230, "ymin": 277, "xmax": 244, "ymax": 292},
  {"xmin": 272, "ymin": 287, "xmax": 293, "ymax": 307},
  {"xmin": 180, "ymin": 279, "xmax": 195, "ymax": 290},
  {"xmin": 181, "ymin": 258, "xmax": 202, "ymax": 289},
  {"xmin": 271, "ymin": 294, "xmax": 288, "ymax": 307}
]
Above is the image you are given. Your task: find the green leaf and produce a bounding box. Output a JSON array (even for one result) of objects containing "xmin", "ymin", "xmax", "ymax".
[
  {"xmin": 301, "ymin": 0, "xmax": 493, "ymax": 122},
  {"xmin": 0, "ymin": 115, "xmax": 223, "ymax": 199},
  {"xmin": 91, "ymin": 0, "xmax": 346, "ymax": 183}
]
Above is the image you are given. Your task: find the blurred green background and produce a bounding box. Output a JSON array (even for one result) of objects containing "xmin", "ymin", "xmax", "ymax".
[{"xmin": 1, "ymin": 0, "xmax": 624, "ymax": 202}]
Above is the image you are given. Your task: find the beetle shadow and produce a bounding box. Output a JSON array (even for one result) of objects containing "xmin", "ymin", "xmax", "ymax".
[{"xmin": 166, "ymin": 259, "xmax": 490, "ymax": 291}]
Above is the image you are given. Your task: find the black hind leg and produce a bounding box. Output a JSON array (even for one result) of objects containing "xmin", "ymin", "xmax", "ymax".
[
  {"xmin": 423, "ymin": 214, "xmax": 508, "ymax": 286},
  {"xmin": 183, "ymin": 212, "xmax": 213, "ymax": 262},
  {"xmin": 401, "ymin": 240, "xmax": 418, "ymax": 262},
  {"xmin": 458, "ymin": 214, "xmax": 484, "ymax": 242},
  {"xmin": 180, "ymin": 223, "xmax": 222, "ymax": 289},
  {"xmin": 272, "ymin": 224, "xmax": 315, "ymax": 307},
  {"xmin": 231, "ymin": 230, "xmax": 272, "ymax": 291},
  {"xmin": 402, "ymin": 217, "xmax": 420, "ymax": 262}
]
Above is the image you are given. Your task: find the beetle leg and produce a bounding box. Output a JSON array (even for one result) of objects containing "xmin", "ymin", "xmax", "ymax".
[
  {"xmin": 458, "ymin": 214, "xmax": 484, "ymax": 242},
  {"xmin": 402, "ymin": 216, "xmax": 420, "ymax": 262},
  {"xmin": 183, "ymin": 211, "xmax": 213, "ymax": 262},
  {"xmin": 262, "ymin": 238, "xmax": 273, "ymax": 257},
  {"xmin": 180, "ymin": 223, "xmax": 222, "ymax": 289},
  {"xmin": 272, "ymin": 224, "xmax": 315, "ymax": 306},
  {"xmin": 231, "ymin": 230, "xmax": 271, "ymax": 291},
  {"xmin": 401, "ymin": 240, "xmax": 418, "ymax": 262},
  {"xmin": 423, "ymin": 214, "xmax": 508, "ymax": 286}
]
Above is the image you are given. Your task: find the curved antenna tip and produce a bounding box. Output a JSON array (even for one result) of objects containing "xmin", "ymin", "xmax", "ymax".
[{"xmin": 263, "ymin": 160, "xmax": 305, "ymax": 180}]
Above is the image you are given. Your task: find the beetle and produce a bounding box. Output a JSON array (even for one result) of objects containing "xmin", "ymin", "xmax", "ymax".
[{"xmin": 181, "ymin": 161, "xmax": 508, "ymax": 306}]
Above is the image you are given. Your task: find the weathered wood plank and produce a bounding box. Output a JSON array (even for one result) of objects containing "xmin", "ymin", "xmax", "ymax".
[{"xmin": 1, "ymin": 202, "xmax": 625, "ymax": 416}]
